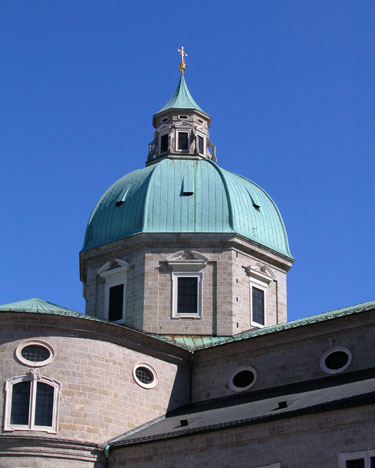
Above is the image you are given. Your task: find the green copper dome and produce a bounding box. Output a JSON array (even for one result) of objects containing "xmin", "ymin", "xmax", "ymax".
[{"xmin": 83, "ymin": 159, "xmax": 292, "ymax": 258}]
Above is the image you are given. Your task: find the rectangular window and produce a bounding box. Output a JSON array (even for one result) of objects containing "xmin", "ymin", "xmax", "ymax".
[
  {"xmin": 171, "ymin": 272, "xmax": 202, "ymax": 318},
  {"xmin": 198, "ymin": 135, "xmax": 204, "ymax": 154},
  {"xmin": 252, "ymin": 287, "xmax": 265, "ymax": 325},
  {"xmin": 178, "ymin": 132, "xmax": 189, "ymax": 151},
  {"xmin": 160, "ymin": 134, "xmax": 168, "ymax": 153},
  {"xmin": 178, "ymin": 277, "xmax": 198, "ymax": 314},
  {"xmin": 108, "ymin": 284, "xmax": 124, "ymax": 322}
]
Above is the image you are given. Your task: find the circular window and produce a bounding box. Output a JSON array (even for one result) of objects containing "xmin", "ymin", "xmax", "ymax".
[
  {"xmin": 16, "ymin": 340, "xmax": 55, "ymax": 367},
  {"xmin": 133, "ymin": 363, "xmax": 157, "ymax": 389},
  {"xmin": 320, "ymin": 346, "xmax": 352, "ymax": 374},
  {"xmin": 229, "ymin": 366, "xmax": 257, "ymax": 392},
  {"xmin": 161, "ymin": 117, "xmax": 169, "ymax": 123},
  {"xmin": 178, "ymin": 115, "xmax": 188, "ymax": 120},
  {"xmin": 198, "ymin": 119, "xmax": 204, "ymax": 124}
]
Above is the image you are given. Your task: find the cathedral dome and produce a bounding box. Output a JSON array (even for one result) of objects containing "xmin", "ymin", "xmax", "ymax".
[{"xmin": 82, "ymin": 158, "xmax": 292, "ymax": 258}]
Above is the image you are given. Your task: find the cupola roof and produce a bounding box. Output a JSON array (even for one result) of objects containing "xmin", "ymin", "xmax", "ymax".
[{"xmin": 154, "ymin": 74, "xmax": 208, "ymax": 117}]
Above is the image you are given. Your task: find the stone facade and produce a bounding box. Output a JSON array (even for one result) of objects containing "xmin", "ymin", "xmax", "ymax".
[
  {"xmin": 1, "ymin": 304, "xmax": 373, "ymax": 467},
  {"xmin": 192, "ymin": 308, "xmax": 374, "ymax": 401},
  {"xmin": 0, "ymin": 313, "xmax": 190, "ymax": 446},
  {"xmin": 80, "ymin": 233, "xmax": 292, "ymax": 337}
]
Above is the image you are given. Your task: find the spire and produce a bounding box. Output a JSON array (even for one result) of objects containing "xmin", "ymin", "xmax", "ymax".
[
  {"xmin": 148, "ymin": 50, "xmax": 216, "ymax": 165},
  {"xmin": 154, "ymin": 47, "xmax": 209, "ymax": 119},
  {"xmin": 155, "ymin": 74, "xmax": 208, "ymax": 116}
]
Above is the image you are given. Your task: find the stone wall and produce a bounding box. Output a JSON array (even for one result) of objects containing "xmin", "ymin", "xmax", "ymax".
[
  {"xmin": 192, "ymin": 310, "xmax": 374, "ymax": 401},
  {"xmin": 80, "ymin": 233, "xmax": 292, "ymax": 336},
  {"xmin": 0, "ymin": 436, "xmax": 103, "ymax": 468},
  {"xmin": 0, "ymin": 314, "xmax": 190, "ymax": 445}
]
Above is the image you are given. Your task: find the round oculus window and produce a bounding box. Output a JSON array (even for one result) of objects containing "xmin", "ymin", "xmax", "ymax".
[
  {"xmin": 16, "ymin": 340, "xmax": 55, "ymax": 367},
  {"xmin": 229, "ymin": 366, "xmax": 257, "ymax": 392},
  {"xmin": 133, "ymin": 363, "xmax": 157, "ymax": 389},
  {"xmin": 178, "ymin": 115, "xmax": 188, "ymax": 120},
  {"xmin": 161, "ymin": 117, "xmax": 169, "ymax": 123},
  {"xmin": 320, "ymin": 346, "xmax": 352, "ymax": 374}
]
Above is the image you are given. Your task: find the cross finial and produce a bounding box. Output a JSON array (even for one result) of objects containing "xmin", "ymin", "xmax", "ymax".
[{"xmin": 178, "ymin": 46, "xmax": 187, "ymax": 74}]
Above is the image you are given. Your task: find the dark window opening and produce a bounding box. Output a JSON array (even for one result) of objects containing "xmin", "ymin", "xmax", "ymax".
[
  {"xmin": 178, "ymin": 132, "xmax": 189, "ymax": 151},
  {"xmin": 252, "ymin": 287, "xmax": 265, "ymax": 325},
  {"xmin": 371, "ymin": 457, "xmax": 375, "ymax": 468},
  {"xmin": 21, "ymin": 345, "xmax": 50, "ymax": 363},
  {"xmin": 135, "ymin": 367, "xmax": 154, "ymax": 385},
  {"xmin": 346, "ymin": 460, "xmax": 365, "ymax": 468},
  {"xmin": 232, "ymin": 370, "xmax": 255, "ymax": 388},
  {"xmin": 325, "ymin": 351, "xmax": 349, "ymax": 370},
  {"xmin": 11, "ymin": 381, "xmax": 30, "ymax": 425},
  {"xmin": 34, "ymin": 383, "xmax": 54, "ymax": 426},
  {"xmin": 108, "ymin": 284, "xmax": 124, "ymax": 321},
  {"xmin": 177, "ymin": 277, "xmax": 198, "ymax": 314},
  {"xmin": 198, "ymin": 135, "xmax": 204, "ymax": 154},
  {"xmin": 179, "ymin": 115, "xmax": 188, "ymax": 119},
  {"xmin": 160, "ymin": 134, "xmax": 168, "ymax": 153}
]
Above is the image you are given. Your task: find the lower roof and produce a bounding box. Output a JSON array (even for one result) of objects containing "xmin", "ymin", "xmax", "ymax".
[{"xmin": 109, "ymin": 369, "xmax": 375, "ymax": 447}]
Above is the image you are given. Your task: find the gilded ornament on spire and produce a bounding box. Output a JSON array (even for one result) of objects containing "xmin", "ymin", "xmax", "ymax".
[{"xmin": 178, "ymin": 46, "xmax": 187, "ymax": 74}]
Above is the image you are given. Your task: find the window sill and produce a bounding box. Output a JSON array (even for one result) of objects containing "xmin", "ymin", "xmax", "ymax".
[{"xmin": 172, "ymin": 314, "xmax": 202, "ymax": 319}]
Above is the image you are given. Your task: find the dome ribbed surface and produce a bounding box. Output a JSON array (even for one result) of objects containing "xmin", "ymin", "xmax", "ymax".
[{"xmin": 83, "ymin": 159, "xmax": 291, "ymax": 257}]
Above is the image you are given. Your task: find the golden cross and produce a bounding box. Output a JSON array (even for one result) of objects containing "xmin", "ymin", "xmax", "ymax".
[
  {"xmin": 177, "ymin": 46, "xmax": 188, "ymax": 74},
  {"xmin": 178, "ymin": 46, "xmax": 187, "ymax": 62}
]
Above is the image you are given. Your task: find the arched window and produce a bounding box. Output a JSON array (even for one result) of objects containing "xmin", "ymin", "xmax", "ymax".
[{"xmin": 4, "ymin": 371, "xmax": 60, "ymax": 433}]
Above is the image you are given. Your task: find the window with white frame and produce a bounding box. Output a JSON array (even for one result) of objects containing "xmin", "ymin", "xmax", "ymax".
[
  {"xmin": 172, "ymin": 272, "xmax": 202, "ymax": 317},
  {"xmin": 339, "ymin": 449, "xmax": 375, "ymax": 468},
  {"xmin": 245, "ymin": 264, "xmax": 274, "ymax": 328},
  {"xmin": 98, "ymin": 259, "xmax": 130, "ymax": 323},
  {"xmin": 4, "ymin": 371, "xmax": 60, "ymax": 433},
  {"xmin": 252, "ymin": 285, "xmax": 265, "ymax": 326},
  {"xmin": 167, "ymin": 250, "xmax": 208, "ymax": 319},
  {"xmin": 320, "ymin": 346, "xmax": 352, "ymax": 375}
]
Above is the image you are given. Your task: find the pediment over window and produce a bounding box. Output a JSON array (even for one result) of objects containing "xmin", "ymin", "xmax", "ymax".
[
  {"xmin": 98, "ymin": 258, "xmax": 130, "ymax": 278},
  {"xmin": 167, "ymin": 250, "xmax": 208, "ymax": 272},
  {"xmin": 244, "ymin": 262, "xmax": 274, "ymax": 284}
]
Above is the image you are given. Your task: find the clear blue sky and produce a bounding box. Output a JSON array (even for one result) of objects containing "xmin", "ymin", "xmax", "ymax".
[{"xmin": 0, "ymin": 1, "xmax": 374, "ymax": 321}]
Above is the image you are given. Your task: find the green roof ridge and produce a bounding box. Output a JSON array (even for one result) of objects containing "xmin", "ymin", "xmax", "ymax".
[
  {"xmin": 155, "ymin": 300, "xmax": 375, "ymax": 351},
  {"xmin": 155, "ymin": 75, "xmax": 208, "ymax": 116}
]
